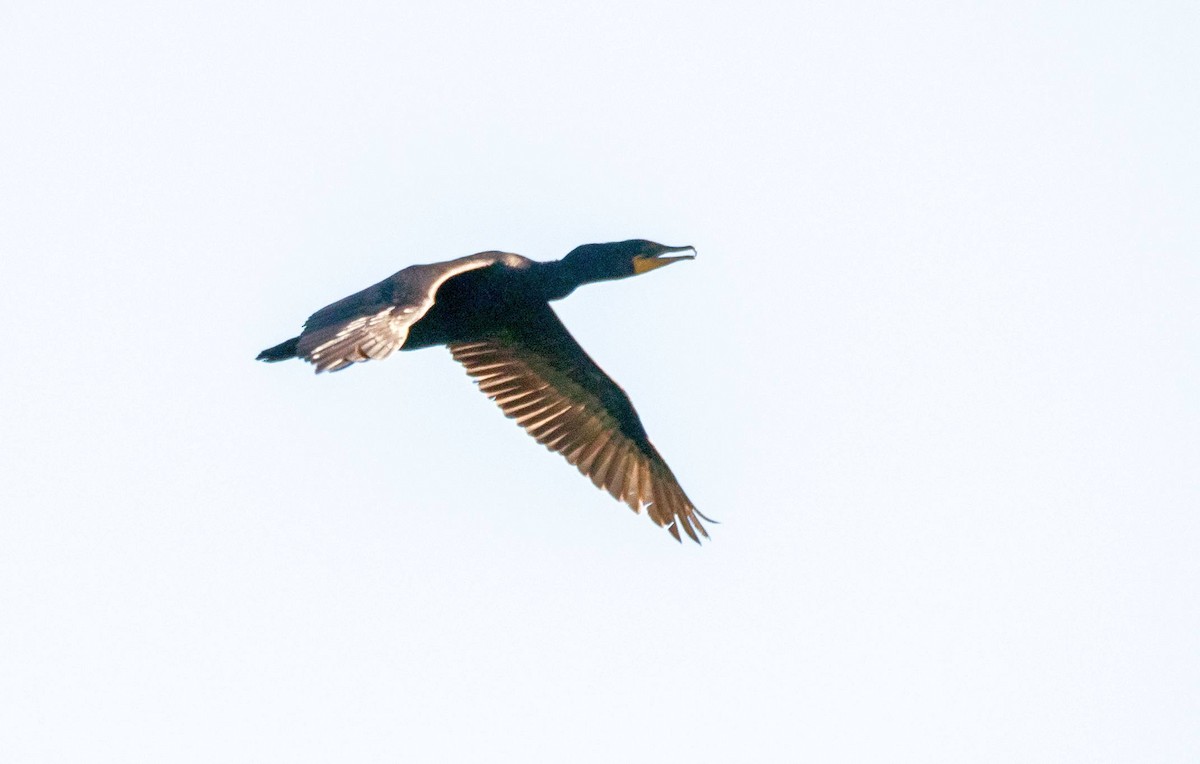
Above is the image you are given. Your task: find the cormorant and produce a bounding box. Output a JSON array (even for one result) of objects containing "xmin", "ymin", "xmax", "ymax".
[{"xmin": 257, "ymin": 239, "xmax": 711, "ymax": 543}]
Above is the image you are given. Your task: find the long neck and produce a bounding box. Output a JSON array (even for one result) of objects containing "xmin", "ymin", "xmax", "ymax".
[{"xmin": 532, "ymin": 259, "xmax": 586, "ymax": 302}]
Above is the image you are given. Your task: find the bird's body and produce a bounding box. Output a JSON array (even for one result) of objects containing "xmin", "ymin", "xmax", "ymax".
[
  {"xmin": 404, "ymin": 254, "xmax": 541, "ymax": 349},
  {"xmin": 258, "ymin": 240, "xmax": 710, "ymax": 542}
]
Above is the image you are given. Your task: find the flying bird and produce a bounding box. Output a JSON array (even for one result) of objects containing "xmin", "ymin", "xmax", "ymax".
[{"xmin": 257, "ymin": 239, "xmax": 711, "ymax": 542}]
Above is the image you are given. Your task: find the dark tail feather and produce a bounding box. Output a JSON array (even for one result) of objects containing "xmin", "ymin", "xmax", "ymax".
[{"xmin": 257, "ymin": 336, "xmax": 300, "ymax": 362}]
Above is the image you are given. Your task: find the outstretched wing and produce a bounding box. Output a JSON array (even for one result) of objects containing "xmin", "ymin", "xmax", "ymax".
[
  {"xmin": 294, "ymin": 252, "xmax": 507, "ymax": 372},
  {"xmin": 449, "ymin": 303, "xmax": 710, "ymax": 543}
]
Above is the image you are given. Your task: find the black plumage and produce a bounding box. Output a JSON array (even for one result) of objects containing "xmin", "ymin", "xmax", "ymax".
[{"xmin": 258, "ymin": 240, "xmax": 710, "ymax": 542}]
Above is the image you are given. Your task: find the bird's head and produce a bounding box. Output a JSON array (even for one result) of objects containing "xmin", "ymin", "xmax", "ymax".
[{"xmin": 561, "ymin": 239, "xmax": 696, "ymax": 285}]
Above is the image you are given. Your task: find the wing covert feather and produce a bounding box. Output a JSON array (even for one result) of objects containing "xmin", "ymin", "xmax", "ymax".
[{"xmin": 295, "ymin": 252, "xmax": 508, "ymax": 372}]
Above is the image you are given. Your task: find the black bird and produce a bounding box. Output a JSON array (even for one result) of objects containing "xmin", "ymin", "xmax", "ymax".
[{"xmin": 258, "ymin": 239, "xmax": 711, "ymax": 542}]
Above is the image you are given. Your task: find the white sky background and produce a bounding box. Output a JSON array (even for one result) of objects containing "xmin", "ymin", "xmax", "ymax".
[{"xmin": 1, "ymin": 1, "xmax": 1197, "ymax": 761}]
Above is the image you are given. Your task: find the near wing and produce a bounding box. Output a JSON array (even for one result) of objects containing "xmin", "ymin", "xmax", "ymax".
[
  {"xmin": 449, "ymin": 303, "xmax": 710, "ymax": 543},
  {"xmin": 294, "ymin": 253, "xmax": 504, "ymax": 372}
]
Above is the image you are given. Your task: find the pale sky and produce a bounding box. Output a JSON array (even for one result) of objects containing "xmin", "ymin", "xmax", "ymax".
[{"xmin": 2, "ymin": 2, "xmax": 1197, "ymax": 762}]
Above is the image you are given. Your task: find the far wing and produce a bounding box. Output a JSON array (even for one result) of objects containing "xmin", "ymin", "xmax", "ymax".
[
  {"xmin": 295, "ymin": 252, "xmax": 506, "ymax": 373},
  {"xmin": 450, "ymin": 303, "xmax": 711, "ymax": 543}
]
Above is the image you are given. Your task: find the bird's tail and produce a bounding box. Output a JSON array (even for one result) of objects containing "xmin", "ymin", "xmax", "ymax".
[{"xmin": 257, "ymin": 336, "xmax": 300, "ymax": 362}]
